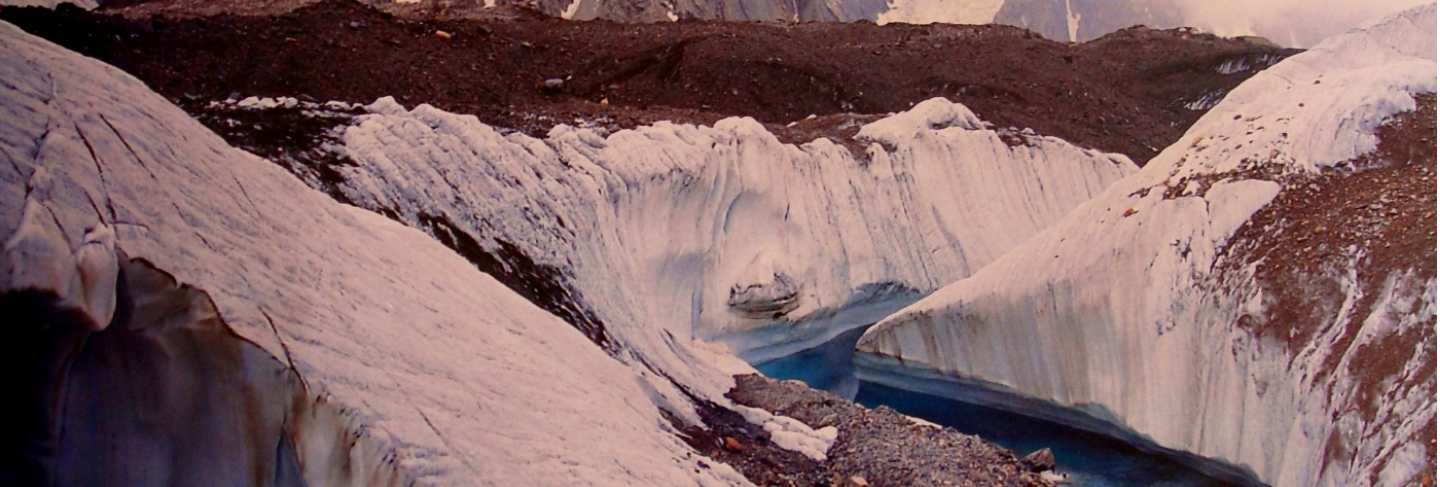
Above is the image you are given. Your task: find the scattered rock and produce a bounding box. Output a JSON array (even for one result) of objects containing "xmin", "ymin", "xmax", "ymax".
[
  {"xmin": 731, "ymin": 374, "xmax": 1052, "ymax": 485},
  {"xmin": 1021, "ymin": 448, "xmax": 1056, "ymax": 472},
  {"xmin": 3, "ymin": 0, "xmax": 1296, "ymax": 164},
  {"xmin": 540, "ymin": 78, "xmax": 565, "ymax": 94}
]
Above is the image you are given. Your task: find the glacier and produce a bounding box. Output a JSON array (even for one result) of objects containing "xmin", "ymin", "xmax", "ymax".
[
  {"xmin": 0, "ymin": 20, "xmax": 759, "ymax": 486},
  {"xmin": 332, "ymin": 96, "xmax": 1136, "ymax": 366},
  {"xmin": 0, "ymin": 11, "xmax": 1136, "ymax": 485},
  {"xmin": 857, "ymin": 4, "xmax": 1437, "ymax": 487},
  {"xmin": 7, "ymin": 0, "xmax": 1431, "ymax": 483}
]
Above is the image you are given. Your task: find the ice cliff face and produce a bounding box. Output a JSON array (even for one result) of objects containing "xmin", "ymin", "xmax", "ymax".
[
  {"xmin": 0, "ymin": 20, "xmax": 755, "ymax": 486},
  {"xmin": 858, "ymin": 4, "xmax": 1437, "ymax": 486},
  {"xmin": 331, "ymin": 97, "xmax": 1135, "ymax": 363}
]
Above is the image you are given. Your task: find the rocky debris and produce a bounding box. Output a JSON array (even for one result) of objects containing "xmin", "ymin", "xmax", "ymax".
[
  {"xmin": 540, "ymin": 77, "xmax": 565, "ymax": 93},
  {"xmin": 183, "ymin": 96, "xmax": 364, "ymax": 202},
  {"xmin": 1217, "ymin": 96, "xmax": 1437, "ymax": 486},
  {"xmin": 1, "ymin": 0, "xmax": 1296, "ymax": 163},
  {"xmin": 1220, "ymin": 93, "xmax": 1437, "ymax": 358},
  {"xmin": 661, "ymin": 392, "xmax": 829, "ymax": 486},
  {"xmin": 730, "ymin": 374, "xmax": 1053, "ymax": 486},
  {"xmin": 1020, "ymin": 448, "xmax": 1056, "ymax": 472}
]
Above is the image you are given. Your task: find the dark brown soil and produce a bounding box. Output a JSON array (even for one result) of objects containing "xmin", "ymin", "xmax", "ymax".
[
  {"xmin": 1217, "ymin": 94, "xmax": 1437, "ymax": 486},
  {"xmin": 662, "ymin": 396, "xmax": 831, "ymax": 487},
  {"xmin": 2, "ymin": 0, "xmax": 1295, "ymax": 163}
]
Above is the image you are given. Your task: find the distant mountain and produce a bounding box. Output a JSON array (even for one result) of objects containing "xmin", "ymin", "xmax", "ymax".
[
  {"xmin": 511, "ymin": 0, "xmax": 1426, "ymax": 48},
  {"xmin": 991, "ymin": 0, "xmax": 1186, "ymax": 43},
  {"xmin": 9, "ymin": 0, "xmax": 1416, "ymax": 47},
  {"xmin": 1, "ymin": 0, "xmax": 96, "ymax": 8}
]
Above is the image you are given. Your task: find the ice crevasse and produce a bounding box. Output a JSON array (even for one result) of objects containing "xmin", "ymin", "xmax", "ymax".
[{"xmin": 334, "ymin": 93, "xmax": 1137, "ymax": 366}]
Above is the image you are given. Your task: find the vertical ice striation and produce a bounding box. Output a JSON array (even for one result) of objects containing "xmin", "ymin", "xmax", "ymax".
[
  {"xmin": 0, "ymin": 20, "xmax": 755, "ymax": 487},
  {"xmin": 333, "ymin": 96, "xmax": 1136, "ymax": 364},
  {"xmin": 858, "ymin": 4, "xmax": 1437, "ymax": 486}
]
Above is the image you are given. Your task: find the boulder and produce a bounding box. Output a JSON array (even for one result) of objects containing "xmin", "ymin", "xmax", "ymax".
[{"xmin": 1020, "ymin": 448, "xmax": 1055, "ymax": 472}]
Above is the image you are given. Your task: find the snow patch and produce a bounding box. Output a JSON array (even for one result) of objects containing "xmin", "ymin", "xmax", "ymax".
[
  {"xmin": 854, "ymin": 97, "xmax": 985, "ymax": 145},
  {"xmin": 1064, "ymin": 0, "xmax": 1081, "ymax": 42},
  {"xmin": 735, "ymin": 405, "xmax": 838, "ymax": 461},
  {"xmin": 561, "ymin": 0, "xmax": 583, "ymax": 19}
]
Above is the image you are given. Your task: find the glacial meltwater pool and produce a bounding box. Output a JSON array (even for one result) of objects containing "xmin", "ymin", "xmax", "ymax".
[{"xmin": 754, "ymin": 325, "xmax": 1238, "ymax": 486}]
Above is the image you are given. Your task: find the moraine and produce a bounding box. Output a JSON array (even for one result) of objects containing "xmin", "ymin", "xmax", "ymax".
[{"xmin": 756, "ymin": 324, "xmax": 1249, "ymax": 486}]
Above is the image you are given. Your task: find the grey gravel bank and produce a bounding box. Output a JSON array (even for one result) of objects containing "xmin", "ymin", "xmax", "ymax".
[{"xmin": 728, "ymin": 374, "xmax": 1056, "ymax": 487}]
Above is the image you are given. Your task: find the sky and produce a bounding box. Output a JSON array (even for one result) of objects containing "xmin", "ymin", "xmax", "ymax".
[{"xmin": 1173, "ymin": 0, "xmax": 1434, "ymax": 46}]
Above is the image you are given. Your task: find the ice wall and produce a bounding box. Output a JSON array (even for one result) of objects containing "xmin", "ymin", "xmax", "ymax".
[
  {"xmin": 857, "ymin": 5, "xmax": 1438, "ymax": 486},
  {"xmin": 0, "ymin": 20, "xmax": 752, "ymax": 487},
  {"xmin": 335, "ymin": 97, "xmax": 1136, "ymax": 364}
]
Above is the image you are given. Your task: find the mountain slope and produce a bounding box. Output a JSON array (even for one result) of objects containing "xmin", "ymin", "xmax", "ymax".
[{"xmin": 857, "ymin": 4, "xmax": 1437, "ymax": 486}]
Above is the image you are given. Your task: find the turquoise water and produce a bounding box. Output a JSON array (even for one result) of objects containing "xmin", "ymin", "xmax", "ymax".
[{"xmin": 754, "ymin": 326, "xmax": 1236, "ymax": 487}]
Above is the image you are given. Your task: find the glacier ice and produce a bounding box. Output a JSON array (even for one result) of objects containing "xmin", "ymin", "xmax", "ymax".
[
  {"xmin": 857, "ymin": 4, "xmax": 1438, "ymax": 487},
  {"xmin": 0, "ymin": 20, "xmax": 754, "ymax": 487},
  {"xmin": 331, "ymin": 93, "xmax": 1136, "ymax": 366}
]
